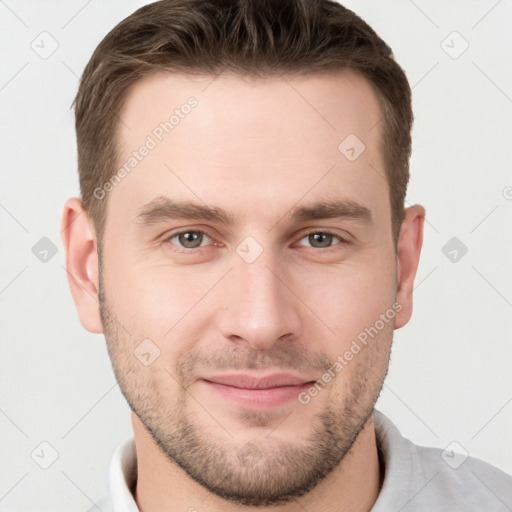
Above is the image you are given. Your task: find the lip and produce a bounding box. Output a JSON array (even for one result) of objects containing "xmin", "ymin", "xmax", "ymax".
[{"xmin": 200, "ymin": 373, "xmax": 315, "ymax": 409}]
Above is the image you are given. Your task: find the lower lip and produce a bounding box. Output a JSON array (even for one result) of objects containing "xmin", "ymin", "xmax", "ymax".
[{"xmin": 202, "ymin": 380, "xmax": 312, "ymax": 409}]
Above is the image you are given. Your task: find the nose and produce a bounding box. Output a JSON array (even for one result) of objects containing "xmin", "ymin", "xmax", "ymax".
[{"xmin": 217, "ymin": 252, "xmax": 303, "ymax": 351}]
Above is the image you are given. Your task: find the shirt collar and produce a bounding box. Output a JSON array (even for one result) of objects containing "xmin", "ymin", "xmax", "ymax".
[{"xmin": 109, "ymin": 435, "xmax": 139, "ymax": 511}]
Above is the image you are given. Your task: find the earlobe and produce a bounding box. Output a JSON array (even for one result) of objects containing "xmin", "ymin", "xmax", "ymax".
[
  {"xmin": 394, "ymin": 205, "xmax": 425, "ymax": 330},
  {"xmin": 61, "ymin": 198, "xmax": 104, "ymax": 334}
]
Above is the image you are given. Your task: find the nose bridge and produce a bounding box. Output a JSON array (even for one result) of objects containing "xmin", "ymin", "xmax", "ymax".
[{"xmin": 217, "ymin": 248, "xmax": 302, "ymax": 349}]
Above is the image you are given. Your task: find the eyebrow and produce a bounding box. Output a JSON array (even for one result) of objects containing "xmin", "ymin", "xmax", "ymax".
[
  {"xmin": 290, "ymin": 199, "xmax": 372, "ymax": 224},
  {"xmin": 135, "ymin": 196, "xmax": 234, "ymax": 225},
  {"xmin": 134, "ymin": 196, "xmax": 372, "ymax": 227}
]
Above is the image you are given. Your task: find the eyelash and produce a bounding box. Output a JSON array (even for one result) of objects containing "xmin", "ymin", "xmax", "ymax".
[{"xmin": 163, "ymin": 229, "xmax": 349, "ymax": 252}]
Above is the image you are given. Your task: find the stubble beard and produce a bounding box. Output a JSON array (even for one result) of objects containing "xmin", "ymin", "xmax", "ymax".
[{"xmin": 98, "ymin": 274, "xmax": 390, "ymax": 506}]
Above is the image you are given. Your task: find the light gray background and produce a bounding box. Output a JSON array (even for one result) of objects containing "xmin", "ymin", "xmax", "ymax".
[{"xmin": 1, "ymin": 1, "xmax": 511, "ymax": 510}]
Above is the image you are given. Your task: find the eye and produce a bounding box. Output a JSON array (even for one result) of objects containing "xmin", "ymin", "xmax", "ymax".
[
  {"xmin": 297, "ymin": 231, "xmax": 344, "ymax": 249},
  {"xmin": 168, "ymin": 230, "xmax": 212, "ymax": 249}
]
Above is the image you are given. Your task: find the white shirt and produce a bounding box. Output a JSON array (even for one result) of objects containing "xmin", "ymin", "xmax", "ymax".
[{"xmin": 88, "ymin": 411, "xmax": 512, "ymax": 511}]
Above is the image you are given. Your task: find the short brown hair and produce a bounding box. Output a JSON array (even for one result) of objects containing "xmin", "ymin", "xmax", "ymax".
[{"xmin": 74, "ymin": 0, "xmax": 412, "ymax": 244}]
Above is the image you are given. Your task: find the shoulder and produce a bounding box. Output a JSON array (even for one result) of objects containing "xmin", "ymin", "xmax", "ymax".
[
  {"xmin": 414, "ymin": 442, "xmax": 512, "ymax": 510},
  {"xmin": 373, "ymin": 411, "xmax": 512, "ymax": 512}
]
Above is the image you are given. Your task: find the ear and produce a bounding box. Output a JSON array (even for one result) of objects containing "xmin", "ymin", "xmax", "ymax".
[
  {"xmin": 61, "ymin": 198, "xmax": 104, "ymax": 334},
  {"xmin": 394, "ymin": 205, "xmax": 425, "ymax": 329}
]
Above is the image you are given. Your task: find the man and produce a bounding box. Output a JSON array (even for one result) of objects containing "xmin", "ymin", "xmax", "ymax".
[{"xmin": 61, "ymin": 1, "xmax": 512, "ymax": 510}]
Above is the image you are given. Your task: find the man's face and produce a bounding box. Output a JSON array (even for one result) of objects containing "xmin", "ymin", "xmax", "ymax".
[{"xmin": 98, "ymin": 71, "xmax": 401, "ymax": 505}]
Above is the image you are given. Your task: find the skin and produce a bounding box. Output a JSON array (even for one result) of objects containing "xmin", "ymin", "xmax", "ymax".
[{"xmin": 62, "ymin": 71, "xmax": 424, "ymax": 512}]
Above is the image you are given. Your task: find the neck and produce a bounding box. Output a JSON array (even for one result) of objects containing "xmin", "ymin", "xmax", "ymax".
[{"xmin": 132, "ymin": 412, "xmax": 381, "ymax": 512}]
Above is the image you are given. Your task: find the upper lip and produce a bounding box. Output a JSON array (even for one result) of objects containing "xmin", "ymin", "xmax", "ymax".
[{"xmin": 202, "ymin": 373, "xmax": 314, "ymax": 390}]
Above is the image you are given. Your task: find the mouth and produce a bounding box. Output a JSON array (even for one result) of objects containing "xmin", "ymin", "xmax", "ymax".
[{"xmin": 200, "ymin": 373, "xmax": 316, "ymax": 409}]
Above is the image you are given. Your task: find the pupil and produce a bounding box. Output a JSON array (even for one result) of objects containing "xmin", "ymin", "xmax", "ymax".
[{"xmin": 310, "ymin": 233, "xmax": 332, "ymax": 248}]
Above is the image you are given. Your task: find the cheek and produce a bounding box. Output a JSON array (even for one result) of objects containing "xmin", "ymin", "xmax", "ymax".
[
  {"xmin": 292, "ymin": 256, "xmax": 397, "ymax": 350},
  {"xmin": 103, "ymin": 254, "xmax": 222, "ymax": 349}
]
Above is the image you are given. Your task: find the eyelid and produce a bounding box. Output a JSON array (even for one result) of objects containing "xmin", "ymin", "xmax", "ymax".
[
  {"xmin": 291, "ymin": 229, "xmax": 354, "ymax": 254},
  {"xmin": 295, "ymin": 228, "xmax": 350, "ymax": 243}
]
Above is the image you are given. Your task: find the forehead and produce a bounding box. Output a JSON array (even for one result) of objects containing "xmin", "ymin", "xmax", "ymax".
[{"xmin": 107, "ymin": 70, "xmax": 388, "ymax": 229}]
